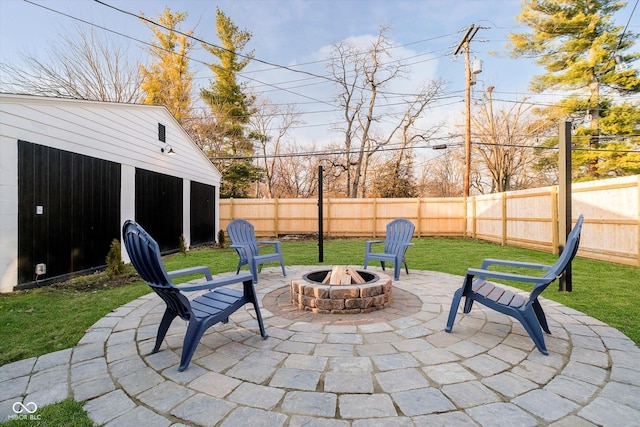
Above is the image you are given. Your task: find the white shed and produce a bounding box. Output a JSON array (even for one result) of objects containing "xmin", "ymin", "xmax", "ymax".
[{"xmin": 0, "ymin": 93, "xmax": 221, "ymax": 293}]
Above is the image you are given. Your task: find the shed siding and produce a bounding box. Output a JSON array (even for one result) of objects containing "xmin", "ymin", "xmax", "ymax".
[{"xmin": 0, "ymin": 98, "xmax": 220, "ymax": 185}]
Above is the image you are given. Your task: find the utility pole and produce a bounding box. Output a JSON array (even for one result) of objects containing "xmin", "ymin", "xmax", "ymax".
[
  {"xmin": 318, "ymin": 165, "xmax": 324, "ymax": 263},
  {"xmin": 454, "ymin": 24, "xmax": 480, "ymax": 198},
  {"xmin": 558, "ymin": 120, "xmax": 573, "ymax": 292}
]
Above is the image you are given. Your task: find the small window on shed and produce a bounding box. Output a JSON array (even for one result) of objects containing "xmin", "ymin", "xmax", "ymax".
[{"xmin": 158, "ymin": 123, "xmax": 166, "ymax": 142}]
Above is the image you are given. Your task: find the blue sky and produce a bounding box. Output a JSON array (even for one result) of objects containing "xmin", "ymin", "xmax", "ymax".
[{"xmin": 1, "ymin": 0, "xmax": 638, "ymax": 149}]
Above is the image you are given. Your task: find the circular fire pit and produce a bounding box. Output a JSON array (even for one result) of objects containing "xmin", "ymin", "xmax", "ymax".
[{"xmin": 290, "ymin": 267, "xmax": 392, "ymax": 314}]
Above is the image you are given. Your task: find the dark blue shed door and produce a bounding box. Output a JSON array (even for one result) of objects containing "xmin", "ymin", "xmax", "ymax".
[{"xmin": 17, "ymin": 140, "xmax": 121, "ymax": 287}]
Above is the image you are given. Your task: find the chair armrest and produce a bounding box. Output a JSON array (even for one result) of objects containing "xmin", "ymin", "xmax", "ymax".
[
  {"xmin": 467, "ymin": 268, "xmax": 549, "ymax": 284},
  {"xmin": 365, "ymin": 240, "xmax": 385, "ymax": 251},
  {"xmin": 168, "ymin": 266, "xmax": 213, "ymax": 281},
  {"xmin": 480, "ymin": 258, "xmax": 552, "ymax": 271},
  {"xmin": 176, "ymin": 272, "xmax": 254, "ymax": 292}
]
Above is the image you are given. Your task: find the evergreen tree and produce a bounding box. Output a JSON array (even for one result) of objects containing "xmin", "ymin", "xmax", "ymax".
[
  {"xmin": 201, "ymin": 8, "xmax": 261, "ymax": 198},
  {"xmin": 509, "ymin": 0, "xmax": 640, "ymax": 179},
  {"xmin": 139, "ymin": 8, "xmax": 194, "ymax": 123}
]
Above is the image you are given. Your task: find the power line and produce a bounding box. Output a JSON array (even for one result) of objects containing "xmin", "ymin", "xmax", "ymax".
[
  {"xmin": 23, "ymin": 0, "xmax": 464, "ymax": 113},
  {"xmin": 616, "ymin": 0, "xmax": 639, "ymax": 51},
  {"xmin": 92, "ymin": 0, "xmax": 343, "ymax": 84},
  {"xmin": 92, "ymin": 0, "xmax": 462, "ymax": 100},
  {"xmin": 21, "ymin": 0, "xmax": 338, "ymax": 108},
  {"xmin": 16, "ymin": 0, "xmax": 640, "ymax": 152},
  {"xmin": 471, "ymin": 140, "xmax": 640, "ymax": 153}
]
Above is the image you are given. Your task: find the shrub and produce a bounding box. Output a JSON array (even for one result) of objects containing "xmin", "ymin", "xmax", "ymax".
[
  {"xmin": 105, "ymin": 239, "xmax": 125, "ymax": 277},
  {"xmin": 179, "ymin": 234, "xmax": 187, "ymax": 256},
  {"xmin": 218, "ymin": 229, "xmax": 226, "ymax": 248}
]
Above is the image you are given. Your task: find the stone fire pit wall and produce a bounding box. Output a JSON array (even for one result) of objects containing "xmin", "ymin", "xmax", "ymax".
[{"xmin": 290, "ymin": 269, "xmax": 392, "ymax": 314}]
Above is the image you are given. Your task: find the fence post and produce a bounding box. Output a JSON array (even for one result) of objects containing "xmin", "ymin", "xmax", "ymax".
[
  {"xmin": 416, "ymin": 198, "xmax": 422, "ymax": 237},
  {"xmin": 551, "ymin": 186, "xmax": 559, "ymax": 255},
  {"xmin": 373, "ymin": 198, "xmax": 378, "ymax": 238},
  {"xmin": 326, "ymin": 198, "xmax": 331, "ymax": 237},
  {"xmin": 274, "ymin": 198, "xmax": 279, "ymax": 237},
  {"xmin": 464, "ymin": 197, "xmax": 469, "ymax": 238},
  {"xmin": 501, "ymin": 192, "xmax": 507, "ymax": 246},
  {"xmin": 471, "ymin": 196, "xmax": 477, "ymax": 239}
]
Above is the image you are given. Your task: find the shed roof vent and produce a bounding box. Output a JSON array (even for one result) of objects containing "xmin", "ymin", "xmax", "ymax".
[{"xmin": 158, "ymin": 123, "xmax": 166, "ymax": 142}]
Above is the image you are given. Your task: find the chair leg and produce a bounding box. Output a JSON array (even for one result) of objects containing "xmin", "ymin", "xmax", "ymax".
[
  {"xmin": 243, "ymin": 279, "xmax": 268, "ymax": 339},
  {"xmin": 393, "ymin": 262, "xmax": 401, "ymax": 280},
  {"xmin": 532, "ymin": 299, "xmax": 551, "ymax": 334},
  {"xmin": 279, "ymin": 256, "xmax": 286, "ymax": 277},
  {"xmin": 380, "ymin": 261, "xmax": 386, "ymax": 271},
  {"xmin": 153, "ymin": 309, "xmax": 178, "ymax": 353},
  {"xmin": 518, "ymin": 308, "xmax": 548, "ymax": 355},
  {"xmin": 403, "ymin": 258, "xmax": 409, "ymax": 274},
  {"xmin": 463, "ymin": 297, "xmax": 475, "ymax": 314},
  {"xmin": 445, "ymin": 288, "xmax": 464, "ymax": 333},
  {"xmin": 179, "ymin": 319, "xmax": 207, "ymax": 372}
]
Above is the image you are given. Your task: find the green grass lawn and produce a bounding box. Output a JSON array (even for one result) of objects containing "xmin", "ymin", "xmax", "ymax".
[{"xmin": 2, "ymin": 236, "xmax": 637, "ymax": 368}]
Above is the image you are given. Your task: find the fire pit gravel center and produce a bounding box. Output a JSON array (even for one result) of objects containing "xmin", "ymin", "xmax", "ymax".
[{"xmin": 290, "ymin": 266, "xmax": 393, "ymax": 314}]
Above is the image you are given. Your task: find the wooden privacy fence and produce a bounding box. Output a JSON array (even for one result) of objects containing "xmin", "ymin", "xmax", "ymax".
[{"xmin": 220, "ymin": 175, "xmax": 639, "ymax": 266}]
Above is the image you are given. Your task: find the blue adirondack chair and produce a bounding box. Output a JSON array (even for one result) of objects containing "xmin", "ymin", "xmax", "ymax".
[
  {"xmin": 445, "ymin": 215, "xmax": 584, "ymax": 355},
  {"xmin": 226, "ymin": 218, "xmax": 286, "ymax": 284},
  {"xmin": 363, "ymin": 218, "xmax": 415, "ymax": 280},
  {"xmin": 122, "ymin": 220, "xmax": 267, "ymax": 371}
]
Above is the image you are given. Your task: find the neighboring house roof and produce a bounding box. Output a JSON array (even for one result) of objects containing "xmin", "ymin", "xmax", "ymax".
[{"xmin": 0, "ymin": 93, "xmax": 221, "ymax": 186}]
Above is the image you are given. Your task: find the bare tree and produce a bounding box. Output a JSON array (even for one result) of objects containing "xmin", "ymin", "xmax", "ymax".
[
  {"xmin": 420, "ymin": 147, "xmax": 465, "ymax": 197},
  {"xmin": 183, "ymin": 113, "xmax": 225, "ymax": 156},
  {"xmin": 328, "ymin": 26, "xmax": 405, "ymax": 198},
  {"xmin": 328, "ymin": 26, "xmax": 445, "ymax": 198},
  {"xmin": 0, "ymin": 25, "xmax": 142, "ymax": 102},
  {"xmin": 249, "ymin": 99, "xmax": 303, "ymax": 198},
  {"xmin": 470, "ymin": 87, "xmax": 546, "ymax": 193},
  {"xmin": 269, "ymin": 142, "xmax": 320, "ymax": 198},
  {"xmin": 367, "ymin": 81, "xmax": 444, "ymax": 197}
]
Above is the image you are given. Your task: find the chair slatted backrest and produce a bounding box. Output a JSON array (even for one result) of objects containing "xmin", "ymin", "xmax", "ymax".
[
  {"xmin": 384, "ymin": 218, "xmax": 415, "ymax": 255},
  {"xmin": 122, "ymin": 220, "xmax": 191, "ymax": 320},
  {"xmin": 530, "ymin": 215, "xmax": 584, "ymax": 301},
  {"xmin": 227, "ymin": 219, "xmax": 259, "ymax": 258}
]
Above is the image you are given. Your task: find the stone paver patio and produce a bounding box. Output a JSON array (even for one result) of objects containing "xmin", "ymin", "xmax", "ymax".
[{"xmin": 1, "ymin": 266, "xmax": 639, "ymax": 426}]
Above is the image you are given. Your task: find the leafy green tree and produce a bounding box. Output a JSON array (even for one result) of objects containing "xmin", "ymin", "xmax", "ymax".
[
  {"xmin": 201, "ymin": 8, "xmax": 261, "ymax": 198},
  {"xmin": 509, "ymin": 0, "xmax": 640, "ymax": 179},
  {"xmin": 531, "ymin": 97, "xmax": 639, "ymax": 180},
  {"xmin": 139, "ymin": 8, "xmax": 194, "ymax": 123}
]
